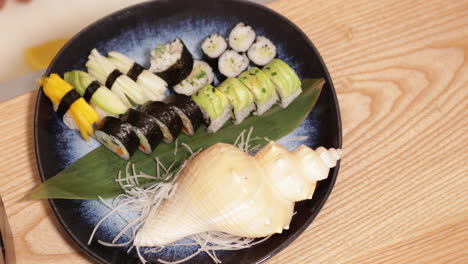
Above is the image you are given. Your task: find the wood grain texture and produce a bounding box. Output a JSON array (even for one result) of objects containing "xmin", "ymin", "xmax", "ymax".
[{"xmin": 0, "ymin": 0, "xmax": 467, "ymax": 263}]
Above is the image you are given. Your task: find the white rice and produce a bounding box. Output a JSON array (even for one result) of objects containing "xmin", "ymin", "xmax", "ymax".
[
  {"xmin": 218, "ymin": 50, "xmax": 249, "ymax": 77},
  {"xmin": 173, "ymin": 60, "xmax": 214, "ymax": 96},
  {"xmin": 254, "ymin": 92, "xmax": 279, "ymax": 116},
  {"xmin": 279, "ymin": 89, "xmax": 302, "ymax": 108},
  {"xmin": 95, "ymin": 130, "xmax": 130, "ymax": 160},
  {"xmin": 207, "ymin": 106, "xmax": 232, "ymax": 133},
  {"xmin": 149, "ymin": 38, "xmax": 183, "ymax": 73},
  {"xmin": 201, "ymin": 33, "xmax": 228, "ymax": 59},
  {"xmin": 233, "ymin": 103, "xmax": 255, "ymax": 124},
  {"xmin": 228, "ymin": 22, "xmax": 256, "ymax": 52},
  {"xmin": 247, "ymin": 36, "xmax": 276, "ymax": 66}
]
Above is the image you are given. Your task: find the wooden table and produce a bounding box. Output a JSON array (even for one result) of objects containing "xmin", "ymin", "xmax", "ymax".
[{"xmin": 0, "ymin": 0, "xmax": 466, "ymax": 263}]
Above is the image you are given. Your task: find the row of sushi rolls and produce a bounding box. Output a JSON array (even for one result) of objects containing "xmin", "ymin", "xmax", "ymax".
[{"xmin": 42, "ymin": 22, "xmax": 303, "ymax": 160}]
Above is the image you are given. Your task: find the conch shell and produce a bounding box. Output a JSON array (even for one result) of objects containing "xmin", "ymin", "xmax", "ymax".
[{"xmin": 135, "ymin": 141, "xmax": 342, "ymax": 247}]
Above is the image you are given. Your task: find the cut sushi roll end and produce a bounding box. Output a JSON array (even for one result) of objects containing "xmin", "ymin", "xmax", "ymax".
[
  {"xmin": 149, "ymin": 38, "xmax": 194, "ymax": 86},
  {"xmin": 192, "ymin": 84, "xmax": 232, "ymax": 133},
  {"xmin": 228, "ymin": 22, "xmax": 256, "ymax": 52},
  {"xmin": 119, "ymin": 109, "xmax": 164, "ymax": 155},
  {"xmin": 201, "ymin": 33, "xmax": 228, "ymax": 59},
  {"xmin": 247, "ymin": 36, "xmax": 276, "ymax": 66},
  {"xmin": 95, "ymin": 116, "xmax": 140, "ymax": 160},
  {"xmin": 165, "ymin": 94, "xmax": 204, "ymax": 136},
  {"xmin": 174, "ymin": 60, "xmax": 214, "ymax": 96},
  {"xmin": 140, "ymin": 101, "xmax": 183, "ymax": 143},
  {"xmin": 218, "ymin": 50, "xmax": 249, "ymax": 78}
]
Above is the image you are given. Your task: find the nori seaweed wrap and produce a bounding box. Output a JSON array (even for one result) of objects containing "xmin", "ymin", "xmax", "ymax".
[
  {"xmin": 140, "ymin": 101, "xmax": 183, "ymax": 143},
  {"xmin": 95, "ymin": 116, "xmax": 139, "ymax": 160},
  {"xmin": 119, "ymin": 109, "xmax": 164, "ymax": 154},
  {"xmin": 165, "ymin": 94, "xmax": 204, "ymax": 136},
  {"xmin": 149, "ymin": 38, "xmax": 194, "ymax": 87}
]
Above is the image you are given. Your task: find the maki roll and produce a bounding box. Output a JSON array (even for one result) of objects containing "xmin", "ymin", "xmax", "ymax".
[
  {"xmin": 95, "ymin": 116, "xmax": 139, "ymax": 160},
  {"xmin": 247, "ymin": 36, "xmax": 276, "ymax": 66},
  {"xmin": 173, "ymin": 60, "xmax": 214, "ymax": 96},
  {"xmin": 140, "ymin": 101, "xmax": 183, "ymax": 143},
  {"xmin": 41, "ymin": 74, "xmax": 99, "ymax": 140},
  {"xmin": 165, "ymin": 94, "xmax": 203, "ymax": 136},
  {"xmin": 192, "ymin": 84, "xmax": 232, "ymax": 133},
  {"xmin": 228, "ymin": 22, "xmax": 256, "ymax": 52},
  {"xmin": 107, "ymin": 51, "xmax": 168, "ymax": 101},
  {"xmin": 119, "ymin": 109, "xmax": 163, "ymax": 154},
  {"xmin": 238, "ymin": 67, "xmax": 278, "ymax": 116},
  {"xmin": 149, "ymin": 38, "xmax": 194, "ymax": 86},
  {"xmin": 218, "ymin": 50, "xmax": 249, "ymax": 78},
  {"xmin": 86, "ymin": 49, "xmax": 148, "ymax": 107},
  {"xmin": 262, "ymin": 59, "xmax": 302, "ymax": 108},
  {"xmin": 201, "ymin": 33, "xmax": 228, "ymax": 60},
  {"xmin": 64, "ymin": 70, "xmax": 129, "ymax": 120},
  {"xmin": 217, "ymin": 78, "xmax": 255, "ymax": 124}
]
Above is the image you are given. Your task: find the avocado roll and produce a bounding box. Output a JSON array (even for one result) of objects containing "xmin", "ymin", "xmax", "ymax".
[
  {"xmin": 247, "ymin": 36, "xmax": 276, "ymax": 66},
  {"xmin": 192, "ymin": 84, "xmax": 232, "ymax": 133},
  {"xmin": 165, "ymin": 94, "xmax": 203, "ymax": 136},
  {"xmin": 228, "ymin": 22, "xmax": 256, "ymax": 52},
  {"xmin": 201, "ymin": 33, "xmax": 228, "ymax": 60},
  {"xmin": 140, "ymin": 101, "xmax": 183, "ymax": 143},
  {"xmin": 218, "ymin": 50, "xmax": 249, "ymax": 78},
  {"xmin": 149, "ymin": 38, "xmax": 194, "ymax": 87},
  {"xmin": 238, "ymin": 67, "xmax": 279, "ymax": 116},
  {"xmin": 262, "ymin": 59, "xmax": 302, "ymax": 108},
  {"xmin": 217, "ymin": 77, "xmax": 255, "ymax": 124},
  {"xmin": 107, "ymin": 51, "xmax": 168, "ymax": 101},
  {"xmin": 95, "ymin": 116, "xmax": 139, "ymax": 160},
  {"xmin": 173, "ymin": 60, "xmax": 214, "ymax": 96},
  {"xmin": 119, "ymin": 109, "xmax": 163, "ymax": 154},
  {"xmin": 64, "ymin": 71, "xmax": 129, "ymax": 121}
]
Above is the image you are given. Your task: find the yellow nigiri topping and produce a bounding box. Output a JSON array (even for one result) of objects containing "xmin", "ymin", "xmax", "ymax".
[{"xmin": 41, "ymin": 74, "xmax": 99, "ymax": 140}]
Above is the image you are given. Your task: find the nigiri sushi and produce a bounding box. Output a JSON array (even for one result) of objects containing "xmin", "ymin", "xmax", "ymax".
[
  {"xmin": 41, "ymin": 74, "xmax": 99, "ymax": 140},
  {"xmin": 107, "ymin": 51, "xmax": 168, "ymax": 101}
]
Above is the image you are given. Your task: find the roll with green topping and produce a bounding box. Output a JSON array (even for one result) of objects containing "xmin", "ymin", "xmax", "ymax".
[
  {"xmin": 192, "ymin": 84, "xmax": 232, "ymax": 133},
  {"xmin": 262, "ymin": 59, "xmax": 301, "ymax": 108},
  {"xmin": 238, "ymin": 67, "xmax": 279, "ymax": 116},
  {"xmin": 217, "ymin": 78, "xmax": 255, "ymax": 124}
]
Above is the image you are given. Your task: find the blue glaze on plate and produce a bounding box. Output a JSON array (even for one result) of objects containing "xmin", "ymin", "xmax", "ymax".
[{"xmin": 34, "ymin": 0, "xmax": 341, "ymax": 263}]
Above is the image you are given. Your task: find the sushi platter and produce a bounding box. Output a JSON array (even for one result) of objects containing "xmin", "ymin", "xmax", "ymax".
[{"xmin": 32, "ymin": 0, "xmax": 341, "ymax": 263}]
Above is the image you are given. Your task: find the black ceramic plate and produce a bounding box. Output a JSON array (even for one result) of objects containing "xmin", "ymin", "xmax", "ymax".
[{"xmin": 34, "ymin": 0, "xmax": 342, "ymax": 263}]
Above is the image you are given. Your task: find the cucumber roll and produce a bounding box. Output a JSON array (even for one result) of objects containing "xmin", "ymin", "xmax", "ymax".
[
  {"xmin": 140, "ymin": 101, "xmax": 183, "ymax": 143},
  {"xmin": 64, "ymin": 71, "xmax": 129, "ymax": 120},
  {"xmin": 165, "ymin": 94, "xmax": 203, "ymax": 136},
  {"xmin": 119, "ymin": 109, "xmax": 163, "ymax": 154},
  {"xmin": 228, "ymin": 22, "xmax": 256, "ymax": 52},
  {"xmin": 201, "ymin": 33, "xmax": 228, "ymax": 60},
  {"xmin": 217, "ymin": 78, "xmax": 255, "ymax": 124},
  {"xmin": 218, "ymin": 50, "xmax": 249, "ymax": 78},
  {"xmin": 247, "ymin": 36, "xmax": 276, "ymax": 66},
  {"xmin": 262, "ymin": 59, "xmax": 302, "ymax": 108},
  {"xmin": 149, "ymin": 38, "xmax": 194, "ymax": 87},
  {"xmin": 95, "ymin": 116, "xmax": 139, "ymax": 160},
  {"xmin": 192, "ymin": 84, "xmax": 232, "ymax": 133},
  {"xmin": 107, "ymin": 51, "xmax": 168, "ymax": 101},
  {"xmin": 173, "ymin": 60, "xmax": 214, "ymax": 96},
  {"xmin": 86, "ymin": 49, "xmax": 149, "ymax": 108},
  {"xmin": 238, "ymin": 67, "xmax": 279, "ymax": 116}
]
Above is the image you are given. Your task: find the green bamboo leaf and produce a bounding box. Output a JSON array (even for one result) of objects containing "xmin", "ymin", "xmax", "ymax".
[{"xmin": 29, "ymin": 78, "xmax": 324, "ymax": 200}]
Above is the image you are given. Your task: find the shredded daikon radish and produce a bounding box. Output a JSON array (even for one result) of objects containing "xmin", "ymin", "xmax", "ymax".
[{"xmin": 90, "ymin": 128, "xmax": 273, "ymax": 264}]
